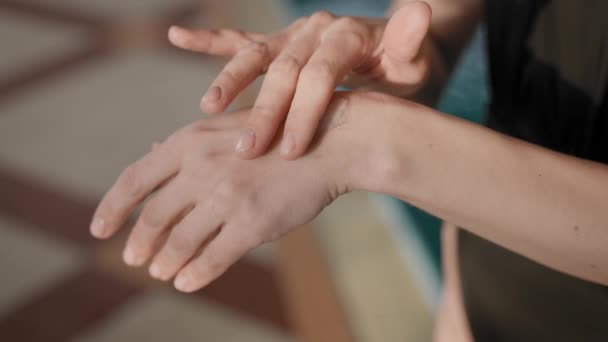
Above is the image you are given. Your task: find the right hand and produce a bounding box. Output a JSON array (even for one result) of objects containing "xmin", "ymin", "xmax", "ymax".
[
  {"xmin": 168, "ymin": 1, "xmax": 433, "ymax": 160},
  {"xmin": 90, "ymin": 91, "xmax": 383, "ymax": 293}
]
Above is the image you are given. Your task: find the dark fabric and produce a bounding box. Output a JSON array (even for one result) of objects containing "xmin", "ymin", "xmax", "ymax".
[
  {"xmin": 459, "ymin": 232, "xmax": 608, "ymax": 342},
  {"xmin": 458, "ymin": 1, "xmax": 608, "ymax": 341}
]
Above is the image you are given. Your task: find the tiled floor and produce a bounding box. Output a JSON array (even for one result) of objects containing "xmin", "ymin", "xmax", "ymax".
[
  {"xmin": 0, "ymin": 1, "xmax": 430, "ymax": 341},
  {"xmin": 70, "ymin": 290, "xmax": 292, "ymax": 342},
  {"xmin": 0, "ymin": 217, "xmax": 83, "ymax": 317}
]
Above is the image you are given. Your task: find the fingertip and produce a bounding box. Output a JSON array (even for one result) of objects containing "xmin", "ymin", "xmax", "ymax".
[
  {"xmin": 174, "ymin": 270, "xmax": 201, "ymax": 293},
  {"xmin": 395, "ymin": 0, "xmax": 431, "ymax": 18},
  {"xmin": 168, "ymin": 25, "xmax": 190, "ymax": 46},
  {"xmin": 90, "ymin": 217, "xmax": 109, "ymax": 239},
  {"xmin": 149, "ymin": 262, "xmax": 163, "ymax": 280},
  {"xmin": 122, "ymin": 246, "xmax": 145, "ymax": 267},
  {"xmin": 385, "ymin": 2, "xmax": 431, "ymax": 63}
]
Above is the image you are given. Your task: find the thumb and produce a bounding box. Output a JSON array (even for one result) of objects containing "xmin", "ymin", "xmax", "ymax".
[{"xmin": 382, "ymin": 1, "xmax": 432, "ymax": 63}]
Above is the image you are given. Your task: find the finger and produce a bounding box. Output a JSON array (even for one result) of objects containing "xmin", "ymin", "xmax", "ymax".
[
  {"xmin": 200, "ymin": 42, "xmax": 271, "ymax": 114},
  {"xmin": 193, "ymin": 109, "xmax": 248, "ymax": 131},
  {"xmin": 168, "ymin": 25, "xmax": 263, "ymax": 56},
  {"xmin": 90, "ymin": 145, "xmax": 179, "ymax": 239},
  {"xmin": 280, "ymin": 23, "xmax": 366, "ymax": 159},
  {"xmin": 148, "ymin": 201, "xmax": 223, "ymax": 281},
  {"xmin": 235, "ymin": 12, "xmax": 334, "ymax": 158},
  {"xmin": 173, "ymin": 223, "xmax": 260, "ymax": 292},
  {"xmin": 122, "ymin": 178, "xmax": 196, "ymax": 267},
  {"xmin": 383, "ymin": 1, "xmax": 431, "ymax": 63}
]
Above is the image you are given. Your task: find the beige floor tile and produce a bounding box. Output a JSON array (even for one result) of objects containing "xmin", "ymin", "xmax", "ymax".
[
  {"xmin": 313, "ymin": 192, "xmax": 433, "ymax": 342},
  {"xmin": 0, "ymin": 217, "xmax": 83, "ymax": 316},
  {"xmin": 0, "ymin": 48, "xmax": 225, "ymax": 198},
  {"xmin": 0, "ymin": 11, "xmax": 86, "ymax": 82},
  {"xmin": 71, "ymin": 289, "xmax": 292, "ymax": 342},
  {"xmin": 18, "ymin": 0, "xmax": 198, "ymax": 20},
  {"xmin": 220, "ymin": 0, "xmax": 289, "ymax": 32}
]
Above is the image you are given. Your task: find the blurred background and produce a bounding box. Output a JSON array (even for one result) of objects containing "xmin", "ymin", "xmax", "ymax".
[{"xmin": 0, "ymin": 0, "xmax": 487, "ymax": 341}]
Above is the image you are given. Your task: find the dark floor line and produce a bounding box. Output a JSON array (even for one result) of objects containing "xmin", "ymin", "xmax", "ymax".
[
  {"xmin": 0, "ymin": 43, "xmax": 109, "ymax": 105},
  {"xmin": 0, "ymin": 267, "xmax": 143, "ymax": 342},
  {"xmin": 0, "ymin": 0, "xmax": 104, "ymax": 28},
  {"xmin": 192, "ymin": 258, "xmax": 291, "ymax": 332},
  {"xmin": 0, "ymin": 165, "xmax": 100, "ymax": 245}
]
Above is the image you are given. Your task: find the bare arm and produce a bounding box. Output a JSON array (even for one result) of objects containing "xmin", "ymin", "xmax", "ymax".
[
  {"xmin": 348, "ymin": 92, "xmax": 608, "ymax": 285},
  {"xmin": 90, "ymin": 90, "xmax": 608, "ymax": 292}
]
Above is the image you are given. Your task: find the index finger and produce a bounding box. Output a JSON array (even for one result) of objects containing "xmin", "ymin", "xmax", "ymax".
[
  {"xmin": 168, "ymin": 26, "xmax": 264, "ymax": 56},
  {"xmin": 90, "ymin": 145, "xmax": 179, "ymax": 239}
]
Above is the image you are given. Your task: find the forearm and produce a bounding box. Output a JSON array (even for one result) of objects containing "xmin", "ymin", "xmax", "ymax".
[{"xmin": 354, "ymin": 95, "xmax": 608, "ymax": 284}]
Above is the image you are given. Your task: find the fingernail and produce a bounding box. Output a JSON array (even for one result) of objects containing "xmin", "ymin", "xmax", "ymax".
[
  {"xmin": 280, "ymin": 132, "xmax": 295, "ymax": 156},
  {"xmin": 203, "ymin": 86, "xmax": 221, "ymax": 102},
  {"xmin": 90, "ymin": 218, "xmax": 105, "ymax": 238},
  {"xmin": 149, "ymin": 263, "xmax": 162, "ymax": 279},
  {"xmin": 174, "ymin": 272, "xmax": 191, "ymax": 292},
  {"xmin": 168, "ymin": 25, "xmax": 184, "ymax": 41},
  {"xmin": 122, "ymin": 247, "xmax": 139, "ymax": 266},
  {"xmin": 236, "ymin": 129, "xmax": 255, "ymax": 153}
]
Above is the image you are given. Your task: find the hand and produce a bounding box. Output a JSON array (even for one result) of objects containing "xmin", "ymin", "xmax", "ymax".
[
  {"xmin": 89, "ymin": 93, "xmax": 374, "ymax": 292},
  {"xmin": 168, "ymin": 2, "xmax": 432, "ymax": 160}
]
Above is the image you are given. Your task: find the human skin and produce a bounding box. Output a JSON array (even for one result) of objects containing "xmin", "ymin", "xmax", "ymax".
[
  {"xmin": 166, "ymin": 1, "xmax": 482, "ymax": 337},
  {"xmin": 168, "ymin": 1, "xmax": 449, "ymax": 160},
  {"xmin": 92, "ymin": 0, "xmax": 608, "ymax": 339},
  {"xmin": 89, "ymin": 96, "xmax": 360, "ymax": 292},
  {"xmin": 90, "ymin": 91, "xmax": 608, "ymax": 294}
]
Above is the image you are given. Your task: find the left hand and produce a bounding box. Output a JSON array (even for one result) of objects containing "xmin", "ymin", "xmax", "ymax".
[
  {"xmin": 89, "ymin": 97, "xmax": 364, "ymax": 292},
  {"xmin": 168, "ymin": 3, "xmax": 432, "ymax": 160}
]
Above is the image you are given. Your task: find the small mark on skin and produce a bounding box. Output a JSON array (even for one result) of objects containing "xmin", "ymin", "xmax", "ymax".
[
  {"xmin": 573, "ymin": 225, "xmax": 580, "ymax": 231},
  {"xmin": 320, "ymin": 97, "xmax": 348, "ymax": 130},
  {"xmin": 428, "ymin": 143, "xmax": 433, "ymax": 149},
  {"xmin": 538, "ymin": 173, "xmax": 542, "ymax": 177},
  {"xmin": 590, "ymin": 264, "xmax": 597, "ymax": 269}
]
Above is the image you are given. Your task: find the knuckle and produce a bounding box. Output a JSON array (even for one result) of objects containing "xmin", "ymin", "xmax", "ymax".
[
  {"xmin": 240, "ymin": 196, "xmax": 261, "ymax": 222},
  {"xmin": 118, "ymin": 164, "xmax": 143, "ymax": 198},
  {"xmin": 290, "ymin": 16, "xmax": 308, "ymax": 29},
  {"xmin": 244, "ymin": 41, "xmax": 270, "ymax": 61},
  {"xmin": 269, "ymin": 55, "xmax": 301, "ymax": 74},
  {"xmin": 174, "ymin": 134, "xmax": 200, "ymax": 159},
  {"xmin": 231, "ymin": 28, "xmax": 247, "ymax": 38},
  {"xmin": 341, "ymin": 30, "xmax": 366, "ymax": 50},
  {"xmin": 310, "ymin": 10, "xmax": 335, "ymax": 25},
  {"xmin": 333, "ymin": 16, "xmax": 360, "ymax": 30},
  {"xmin": 215, "ymin": 180, "xmax": 238, "ymax": 202},
  {"xmin": 304, "ymin": 61, "xmax": 335, "ymax": 82},
  {"xmin": 140, "ymin": 206, "xmax": 163, "ymax": 229},
  {"xmin": 202, "ymin": 249, "xmax": 225, "ymax": 273}
]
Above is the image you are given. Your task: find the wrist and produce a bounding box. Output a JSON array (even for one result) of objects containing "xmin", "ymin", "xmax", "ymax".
[{"xmin": 318, "ymin": 92, "xmax": 424, "ymax": 198}]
